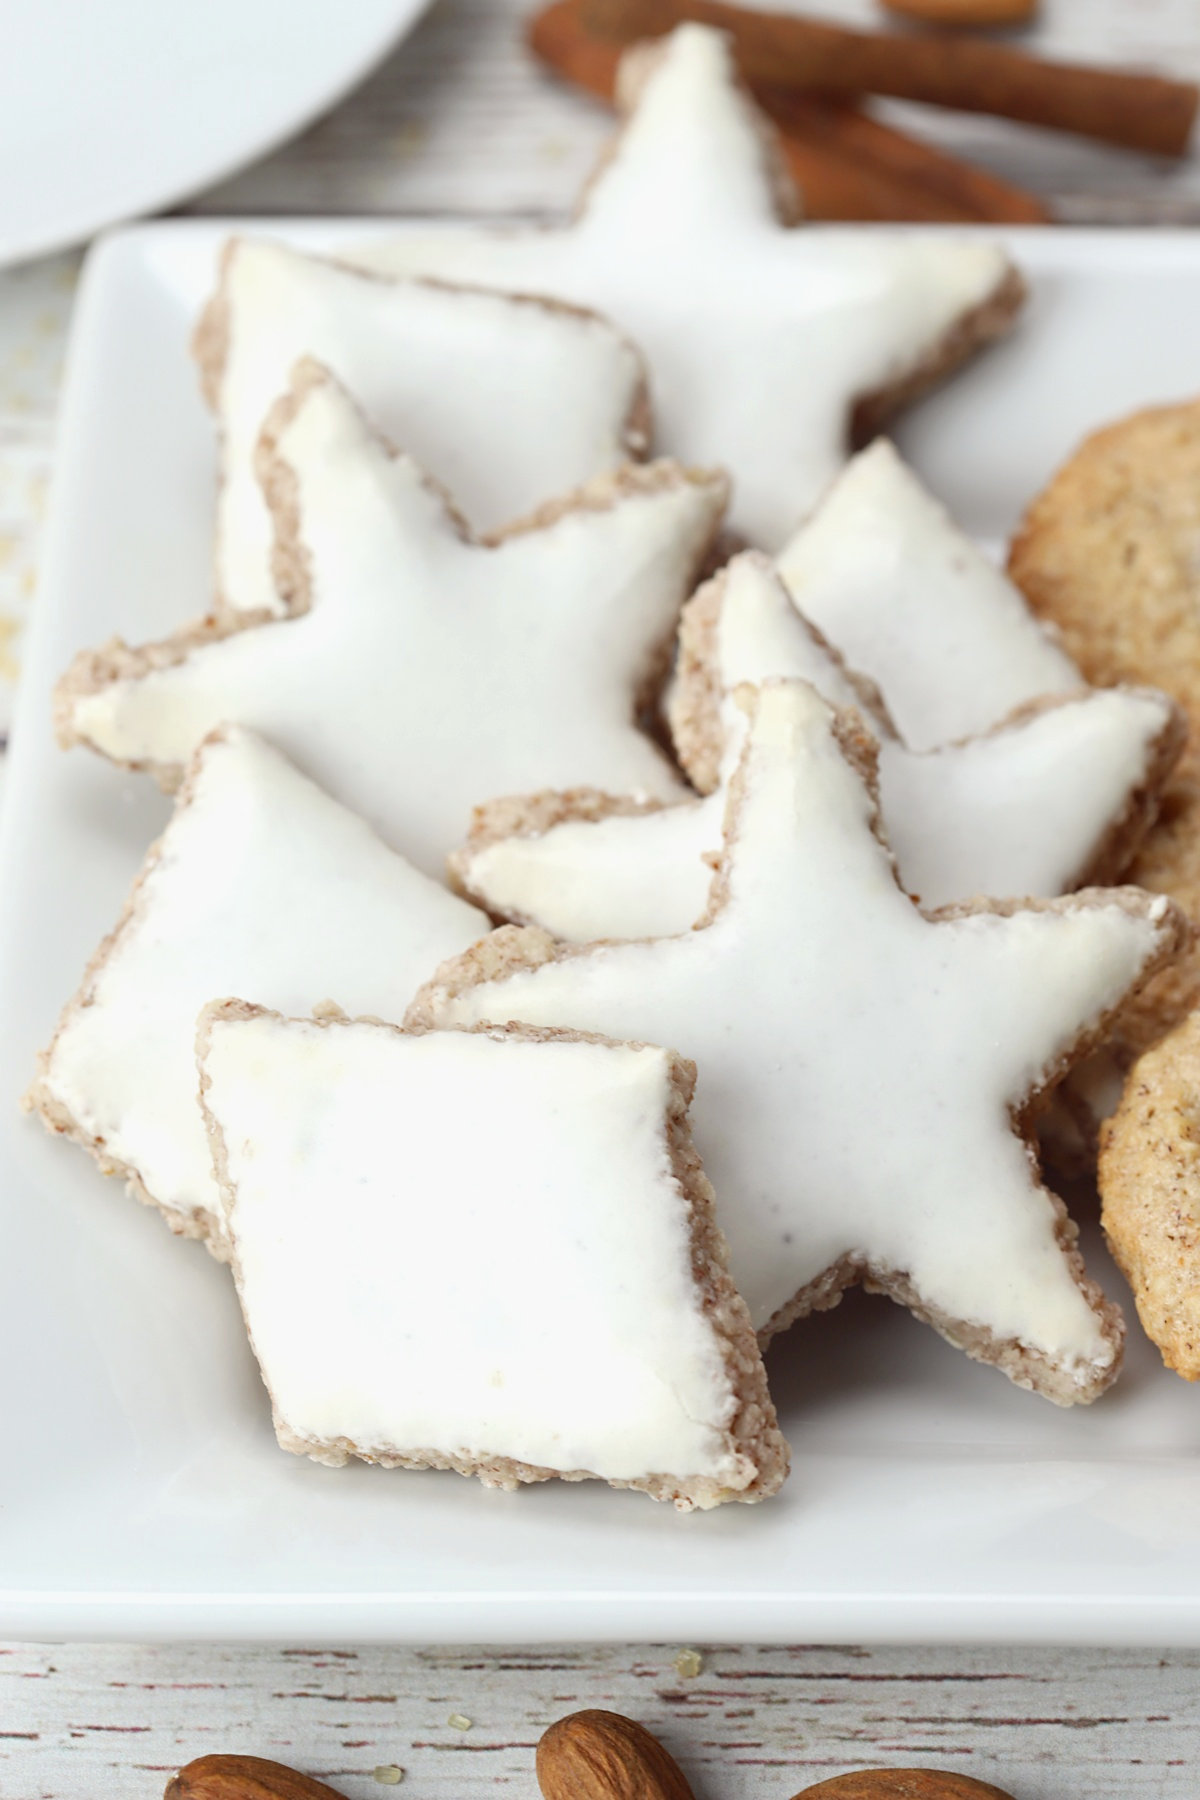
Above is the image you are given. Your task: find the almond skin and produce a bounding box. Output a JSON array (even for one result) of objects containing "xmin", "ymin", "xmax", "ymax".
[
  {"xmin": 164, "ymin": 1754, "xmax": 349, "ymax": 1800},
  {"xmin": 537, "ymin": 1710, "xmax": 696, "ymax": 1800},
  {"xmin": 794, "ymin": 1773, "xmax": 1016, "ymax": 1799}
]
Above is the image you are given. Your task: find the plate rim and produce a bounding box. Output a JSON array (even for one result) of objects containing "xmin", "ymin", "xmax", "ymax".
[{"xmin": 8, "ymin": 219, "xmax": 1200, "ymax": 1645}]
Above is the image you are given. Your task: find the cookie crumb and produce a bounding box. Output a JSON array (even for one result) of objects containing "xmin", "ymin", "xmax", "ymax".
[
  {"xmin": 673, "ymin": 1648, "xmax": 704, "ymax": 1679},
  {"xmin": 373, "ymin": 1766, "xmax": 405, "ymax": 1786},
  {"xmin": 312, "ymin": 998, "xmax": 348, "ymax": 1022},
  {"xmin": 447, "ymin": 1713, "xmax": 474, "ymax": 1732}
]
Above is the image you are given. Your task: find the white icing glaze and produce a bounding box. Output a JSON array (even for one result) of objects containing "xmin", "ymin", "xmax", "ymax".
[
  {"xmin": 202, "ymin": 1013, "xmax": 758, "ymax": 1496},
  {"xmin": 213, "ymin": 239, "xmax": 647, "ymax": 617},
  {"xmin": 464, "ymin": 799, "xmax": 719, "ymax": 943},
  {"xmin": 880, "ymin": 691, "xmax": 1168, "ymax": 908},
  {"xmin": 776, "ymin": 440, "xmax": 1079, "ymax": 749},
  {"xmin": 713, "ymin": 557, "xmax": 866, "ymax": 719},
  {"xmin": 354, "ymin": 27, "xmax": 1014, "ymax": 551},
  {"xmin": 710, "ymin": 558, "xmax": 1168, "ymax": 909},
  {"xmin": 67, "ymin": 370, "xmax": 720, "ymax": 877},
  {"xmin": 426, "ymin": 680, "xmax": 1173, "ymax": 1378},
  {"xmin": 38, "ymin": 728, "xmax": 486, "ymax": 1229},
  {"xmin": 457, "ymin": 557, "xmax": 1170, "ymax": 937}
]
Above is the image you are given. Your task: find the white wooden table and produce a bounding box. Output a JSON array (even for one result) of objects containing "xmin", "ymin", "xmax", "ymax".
[
  {"xmin": 4, "ymin": 1641, "xmax": 1200, "ymax": 1799},
  {"xmin": 4, "ymin": 0, "xmax": 1200, "ymax": 1792}
]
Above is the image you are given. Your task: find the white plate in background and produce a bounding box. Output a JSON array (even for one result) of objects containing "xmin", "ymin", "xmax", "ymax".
[
  {"xmin": 0, "ymin": 3, "xmax": 430, "ymax": 267},
  {"xmin": 4, "ymin": 223, "xmax": 1200, "ymax": 1643}
]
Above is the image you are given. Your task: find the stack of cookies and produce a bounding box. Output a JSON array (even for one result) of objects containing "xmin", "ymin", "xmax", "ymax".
[{"xmin": 25, "ymin": 24, "xmax": 1198, "ymax": 1511}]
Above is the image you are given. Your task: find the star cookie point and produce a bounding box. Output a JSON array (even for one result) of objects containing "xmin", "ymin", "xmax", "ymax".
[
  {"xmin": 199, "ymin": 235, "xmax": 653, "ymax": 617},
  {"xmin": 776, "ymin": 438, "xmax": 1077, "ymax": 749},
  {"xmin": 594, "ymin": 22, "xmax": 801, "ymax": 230}
]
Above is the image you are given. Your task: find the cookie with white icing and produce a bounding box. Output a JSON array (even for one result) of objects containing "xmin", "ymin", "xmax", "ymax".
[
  {"xmin": 775, "ymin": 437, "xmax": 1186, "ymax": 1172},
  {"xmin": 453, "ymin": 555, "xmax": 1181, "ymax": 940},
  {"xmin": 671, "ymin": 556, "xmax": 1183, "ymax": 902},
  {"xmin": 775, "ymin": 440, "xmax": 1080, "ymax": 752},
  {"xmin": 356, "ymin": 25, "xmax": 1022, "ymax": 551},
  {"xmin": 25, "ymin": 727, "xmax": 487, "ymax": 1246},
  {"xmin": 198, "ymin": 1001, "xmax": 788, "ymax": 1509},
  {"xmin": 196, "ymin": 238, "xmax": 650, "ymax": 618},
  {"xmin": 56, "ymin": 362, "xmax": 725, "ymax": 878},
  {"xmin": 452, "ymin": 788, "xmax": 717, "ymax": 945},
  {"xmin": 412, "ymin": 680, "xmax": 1188, "ymax": 1402}
]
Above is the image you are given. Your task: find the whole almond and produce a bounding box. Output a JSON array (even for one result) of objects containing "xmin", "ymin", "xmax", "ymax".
[
  {"xmin": 165, "ymin": 1754, "xmax": 349, "ymax": 1800},
  {"xmin": 794, "ymin": 1773, "xmax": 1016, "ymax": 1799},
  {"xmin": 537, "ymin": 1710, "xmax": 696, "ymax": 1800}
]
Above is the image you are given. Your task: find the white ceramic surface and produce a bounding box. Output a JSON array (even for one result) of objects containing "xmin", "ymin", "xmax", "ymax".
[
  {"xmin": 0, "ymin": 3, "xmax": 430, "ymax": 266},
  {"xmin": 4, "ymin": 224, "xmax": 1200, "ymax": 1644}
]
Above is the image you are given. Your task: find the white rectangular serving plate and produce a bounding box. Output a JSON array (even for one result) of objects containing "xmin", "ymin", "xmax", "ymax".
[{"xmin": 4, "ymin": 221, "xmax": 1200, "ymax": 1645}]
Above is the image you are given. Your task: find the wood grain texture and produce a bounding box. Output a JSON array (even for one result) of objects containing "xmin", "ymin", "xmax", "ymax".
[
  {"xmin": 188, "ymin": 0, "xmax": 1200, "ymax": 223},
  {"xmin": 537, "ymin": 1709, "xmax": 698, "ymax": 1800},
  {"xmin": 583, "ymin": 0, "xmax": 1200, "ymax": 158},
  {"xmin": 0, "ymin": 1642, "xmax": 1198, "ymax": 1800}
]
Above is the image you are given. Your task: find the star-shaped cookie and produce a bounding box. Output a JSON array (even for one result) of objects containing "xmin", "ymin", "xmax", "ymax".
[
  {"xmin": 455, "ymin": 555, "xmax": 1180, "ymax": 939},
  {"xmin": 198, "ymin": 237, "xmax": 650, "ymax": 617},
  {"xmin": 56, "ymin": 362, "xmax": 725, "ymax": 876},
  {"xmin": 776, "ymin": 439, "xmax": 1080, "ymax": 750},
  {"xmin": 412, "ymin": 680, "xmax": 1186, "ymax": 1402},
  {"xmin": 25, "ymin": 727, "xmax": 487, "ymax": 1244},
  {"xmin": 199, "ymin": 1003, "xmax": 788, "ymax": 1508},
  {"xmin": 357, "ymin": 25, "xmax": 1021, "ymax": 550}
]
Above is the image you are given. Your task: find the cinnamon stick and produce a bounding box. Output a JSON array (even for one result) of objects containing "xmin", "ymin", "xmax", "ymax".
[
  {"xmin": 528, "ymin": 4, "xmax": 626, "ymax": 101},
  {"xmin": 762, "ymin": 87, "xmax": 1047, "ymax": 222},
  {"xmin": 529, "ymin": 0, "xmax": 1048, "ymax": 223},
  {"xmin": 582, "ymin": 0, "xmax": 1200, "ymax": 157},
  {"xmin": 882, "ymin": 0, "xmax": 1038, "ymax": 26}
]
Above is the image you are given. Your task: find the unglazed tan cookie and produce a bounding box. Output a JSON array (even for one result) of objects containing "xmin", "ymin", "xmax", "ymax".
[
  {"xmin": 356, "ymin": 25, "xmax": 1023, "ymax": 550},
  {"xmin": 412, "ymin": 680, "xmax": 1189, "ymax": 1403},
  {"xmin": 454, "ymin": 555, "xmax": 1181, "ymax": 941},
  {"xmin": 55, "ymin": 362, "xmax": 726, "ymax": 878},
  {"xmin": 198, "ymin": 1003, "xmax": 788, "ymax": 1509},
  {"xmin": 197, "ymin": 237, "xmax": 651, "ymax": 617},
  {"xmin": 1100, "ymin": 1010, "xmax": 1200, "ymax": 1380},
  {"xmin": 1030, "ymin": 400, "xmax": 1200, "ymax": 1371},
  {"xmin": 1009, "ymin": 397, "xmax": 1200, "ymax": 1056},
  {"xmin": 24, "ymin": 727, "xmax": 486, "ymax": 1246}
]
